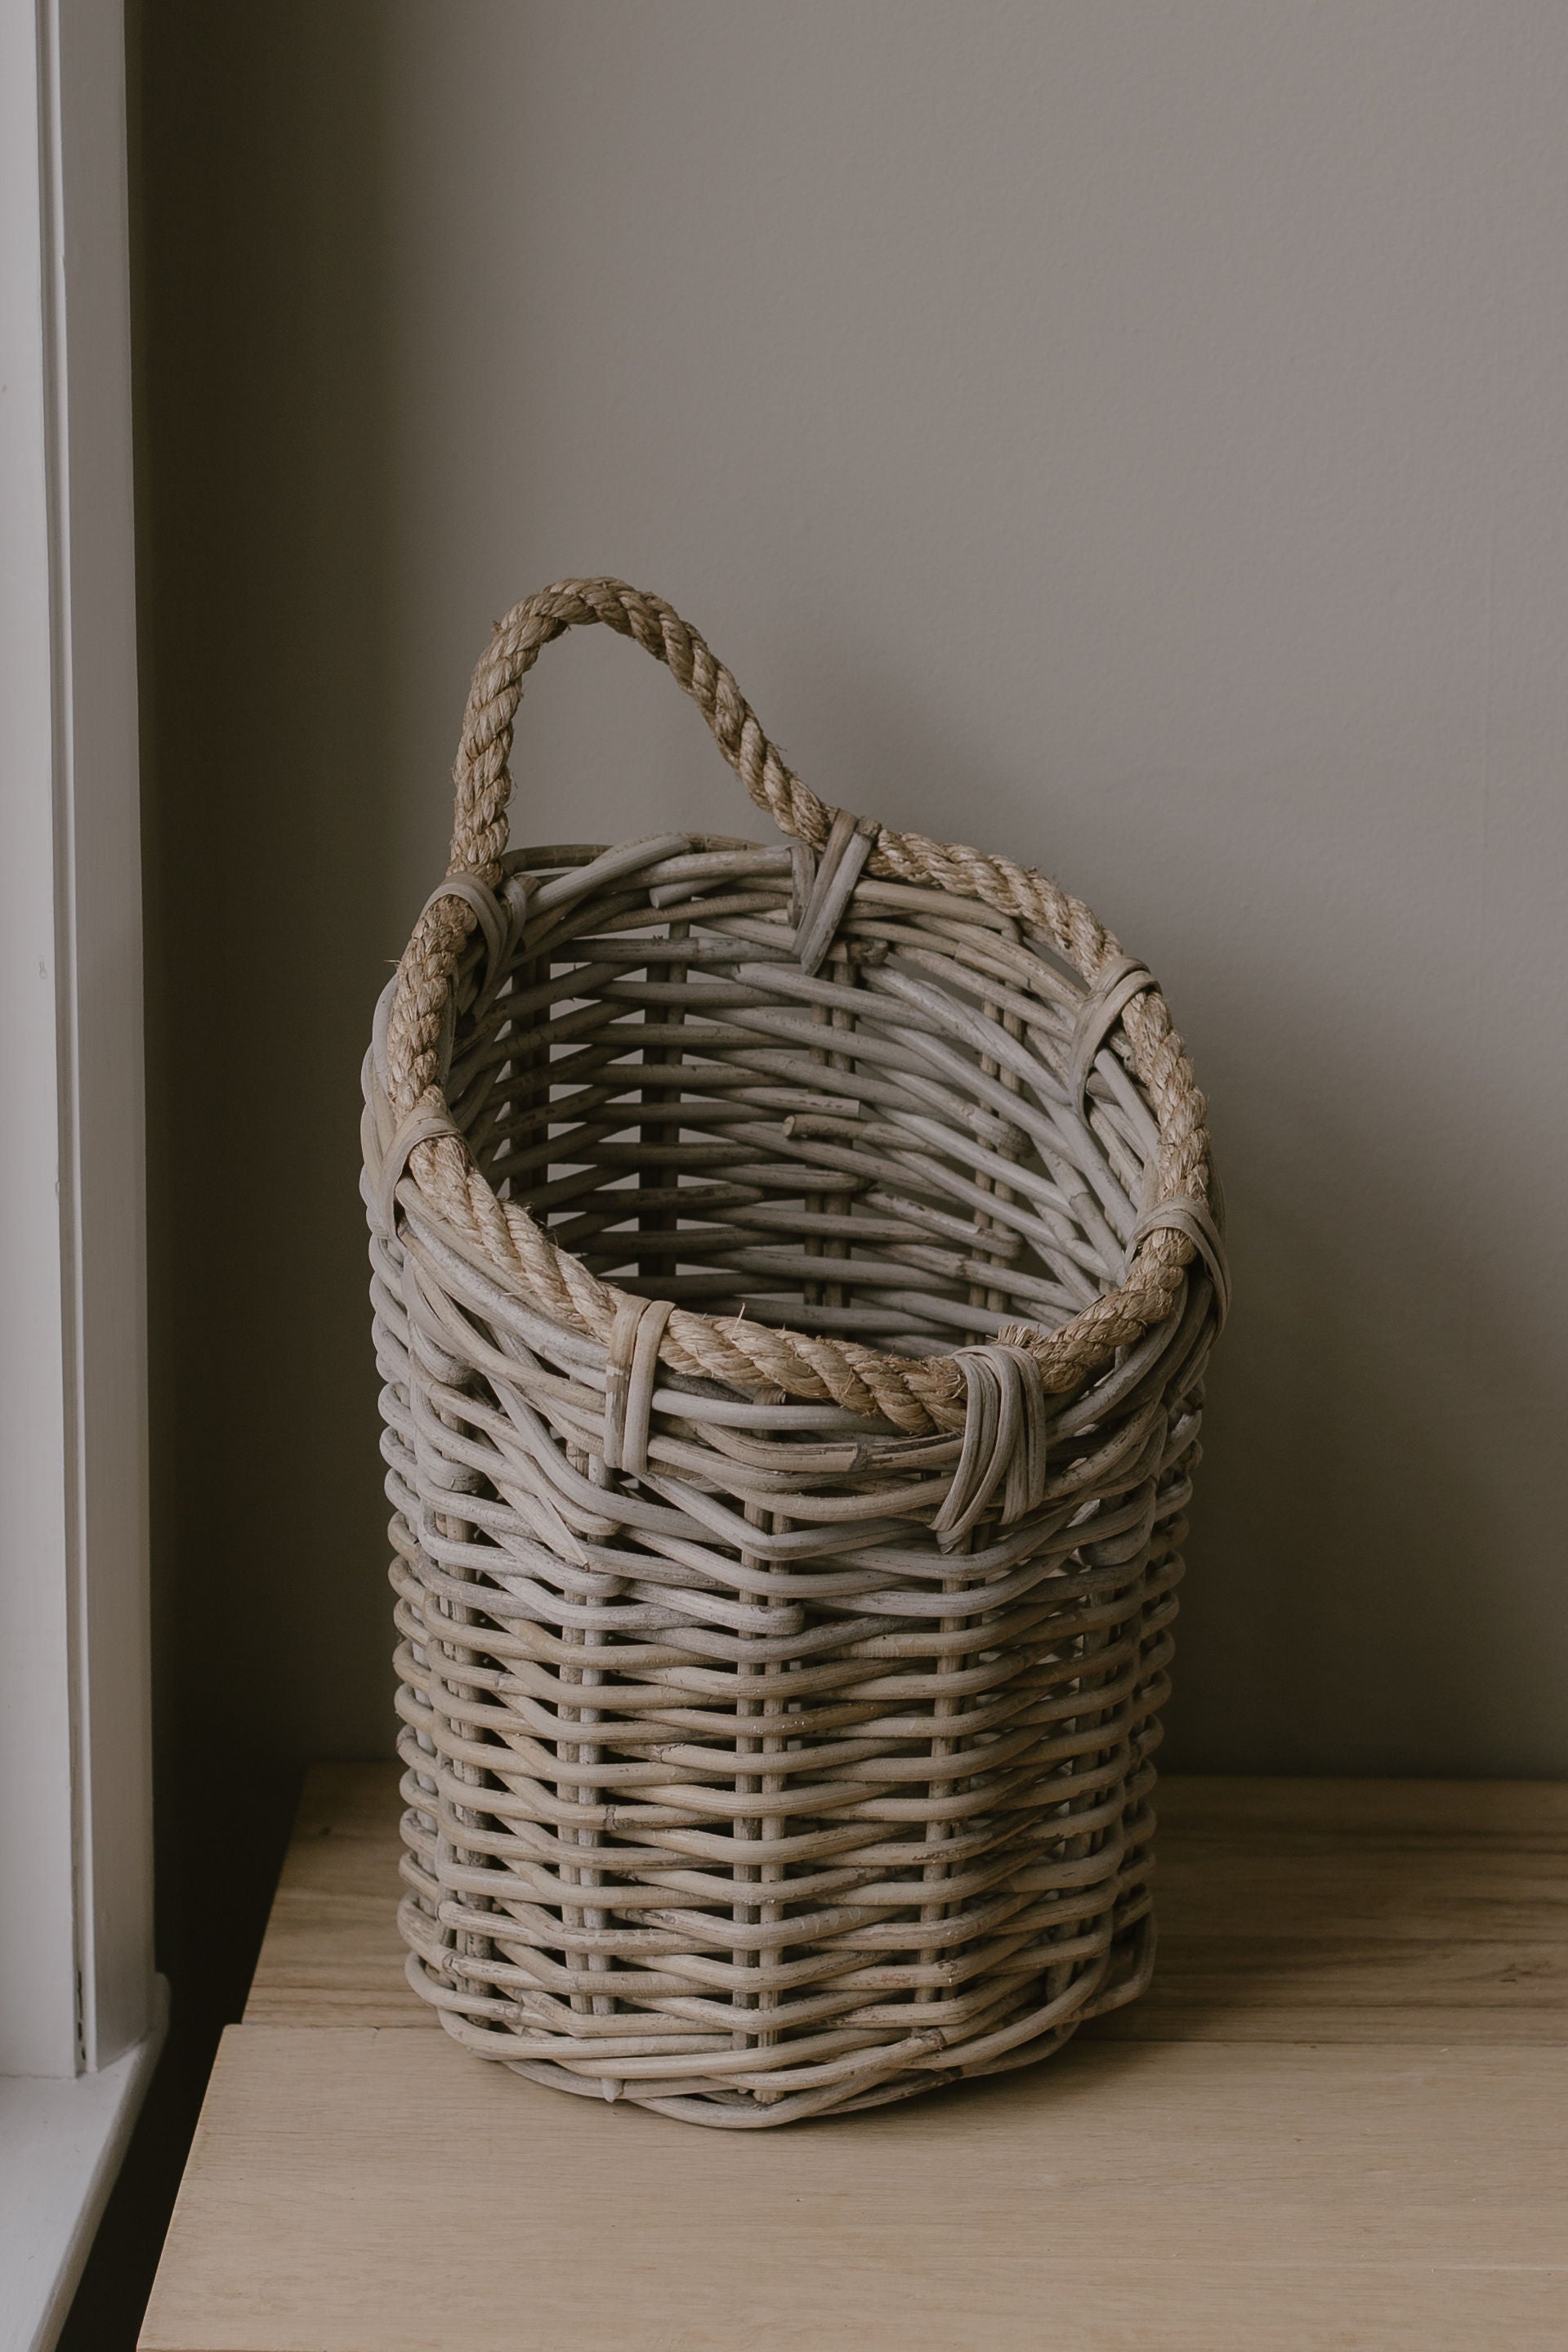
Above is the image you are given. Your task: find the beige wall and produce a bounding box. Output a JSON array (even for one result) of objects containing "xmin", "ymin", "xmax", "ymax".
[{"xmin": 136, "ymin": 0, "xmax": 1568, "ymax": 1924}]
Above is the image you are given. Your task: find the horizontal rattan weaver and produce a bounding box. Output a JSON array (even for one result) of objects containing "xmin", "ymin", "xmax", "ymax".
[{"xmin": 363, "ymin": 579, "xmax": 1226, "ymax": 2126}]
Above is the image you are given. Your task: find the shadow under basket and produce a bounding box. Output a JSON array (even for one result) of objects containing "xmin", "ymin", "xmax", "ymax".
[{"xmin": 362, "ymin": 578, "xmax": 1228, "ymax": 2127}]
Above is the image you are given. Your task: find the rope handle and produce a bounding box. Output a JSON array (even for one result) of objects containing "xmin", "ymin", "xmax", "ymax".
[
  {"xmin": 448, "ymin": 577, "xmax": 834, "ymax": 883},
  {"xmin": 385, "ymin": 579, "xmax": 850, "ymax": 1114}
]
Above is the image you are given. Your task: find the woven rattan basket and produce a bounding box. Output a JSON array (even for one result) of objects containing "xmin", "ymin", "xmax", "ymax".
[{"xmin": 363, "ymin": 577, "xmax": 1227, "ymax": 2128}]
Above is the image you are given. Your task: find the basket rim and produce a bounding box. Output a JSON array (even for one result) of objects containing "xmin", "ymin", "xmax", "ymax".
[{"xmin": 369, "ymin": 579, "xmax": 1224, "ymax": 1436}]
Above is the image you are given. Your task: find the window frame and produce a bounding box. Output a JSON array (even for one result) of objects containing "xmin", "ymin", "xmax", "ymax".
[{"xmin": 0, "ymin": 0, "xmax": 161, "ymax": 2341}]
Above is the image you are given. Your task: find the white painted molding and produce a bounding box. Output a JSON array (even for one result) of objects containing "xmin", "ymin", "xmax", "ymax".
[
  {"xmin": 46, "ymin": 0, "xmax": 157, "ymax": 2086},
  {"xmin": 0, "ymin": 1983, "xmax": 168, "ymax": 2352},
  {"xmin": 1, "ymin": 0, "xmax": 155, "ymax": 2327}
]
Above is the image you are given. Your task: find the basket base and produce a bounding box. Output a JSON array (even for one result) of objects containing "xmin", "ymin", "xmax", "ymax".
[{"xmin": 421, "ymin": 1916, "xmax": 1157, "ymax": 2130}]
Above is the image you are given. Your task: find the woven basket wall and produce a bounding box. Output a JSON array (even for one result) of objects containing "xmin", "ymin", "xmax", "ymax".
[{"xmin": 362, "ymin": 579, "xmax": 1227, "ymax": 2128}]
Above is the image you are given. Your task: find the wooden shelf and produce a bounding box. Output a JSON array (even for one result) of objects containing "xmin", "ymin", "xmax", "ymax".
[{"xmin": 140, "ymin": 1768, "xmax": 1568, "ymax": 2350}]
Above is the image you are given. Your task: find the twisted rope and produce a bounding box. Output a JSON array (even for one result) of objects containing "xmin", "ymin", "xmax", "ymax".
[{"xmin": 380, "ymin": 579, "xmax": 1214, "ymax": 1431}]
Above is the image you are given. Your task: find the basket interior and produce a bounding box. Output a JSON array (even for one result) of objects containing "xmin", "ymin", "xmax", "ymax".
[{"xmin": 439, "ymin": 835, "xmax": 1161, "ymax": 1362}]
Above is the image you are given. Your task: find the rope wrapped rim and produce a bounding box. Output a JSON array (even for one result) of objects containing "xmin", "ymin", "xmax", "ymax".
[{"xmin": 376, "ymin": 578, "xmax": 1220, "ymax": 1436}]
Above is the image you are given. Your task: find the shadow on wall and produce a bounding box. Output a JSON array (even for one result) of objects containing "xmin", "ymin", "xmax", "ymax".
[
  {"xmin": 1172, "ymin": 994, "xmax": 1563, "ymax": 1779},
  {"xmin": 61, "ymin": 7, "xmax": 400, "ymax": 2345},
  {"xmin": 134, "ymin": 0, "xmax": 400, "ymax": 1946},
  {"xmin": 781, "ymin": 639, "xmax": 1562, "ymax": 1779}
]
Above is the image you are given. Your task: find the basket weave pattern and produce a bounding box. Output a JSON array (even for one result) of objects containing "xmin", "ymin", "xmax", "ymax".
[{"xmin": 363, "ymin": 580, "xmax": 1226, "ymax": 2126}]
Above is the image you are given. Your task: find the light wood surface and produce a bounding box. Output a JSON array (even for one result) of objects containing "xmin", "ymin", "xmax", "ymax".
[
  {"xmin": 247, "ymin": 1762, "xmax": 1568, "ymax": 2042},
  {"xmin": 143, "ymin": 1766, "xmax": 1568, "ymax": 2350},
  {"xmin": 142, "ymin": 2026, "xmax": 1568, "ymax": 2352}
]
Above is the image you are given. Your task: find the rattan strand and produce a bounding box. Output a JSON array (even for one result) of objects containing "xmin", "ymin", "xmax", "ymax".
[{"xmin": 363, "ymin": 580, "xmax": 1225, "ymax": 2126}]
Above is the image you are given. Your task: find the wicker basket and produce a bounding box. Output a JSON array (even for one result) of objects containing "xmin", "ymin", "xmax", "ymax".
[{"xmin": 362, "ymin": 578, "xmax": 1226, "ymax": 2128}]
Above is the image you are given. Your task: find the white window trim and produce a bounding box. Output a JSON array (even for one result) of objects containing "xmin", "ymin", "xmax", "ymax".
[{"xmin": 1, "ymin": 0, "xmax": 162, "ymax": 2344}]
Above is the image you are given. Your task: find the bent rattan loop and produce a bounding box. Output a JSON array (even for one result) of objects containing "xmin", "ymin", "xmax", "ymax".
[
  {"xmin": 364, "ymin": 576, "xmax": 1226, "ymax": 2127},
  {"xmin": 375, "ymin": 1101, "xmax": 464, "ymax": 1245},
  {"xmin": 1127, "ymin": 1196, "xmax": 1231, "ymax": 1333},
  {"xmin": 931, "ymin": 1345, "xmax": 1048, "ymax": 1547},
  {"xmin": 422, "ymin": 872, "xmax": 510, "ymax": 980},
  {"xmin": 1070, "ymin": 956, "xmax": 1157, "ymax": 1108},
  {"xmin": 793, "ymin": 809, "xmax": 879, "ymax": 975},
  {"xmin": 601, "ymin": 1294, "xmax": 673, "ymax": 1478}
]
